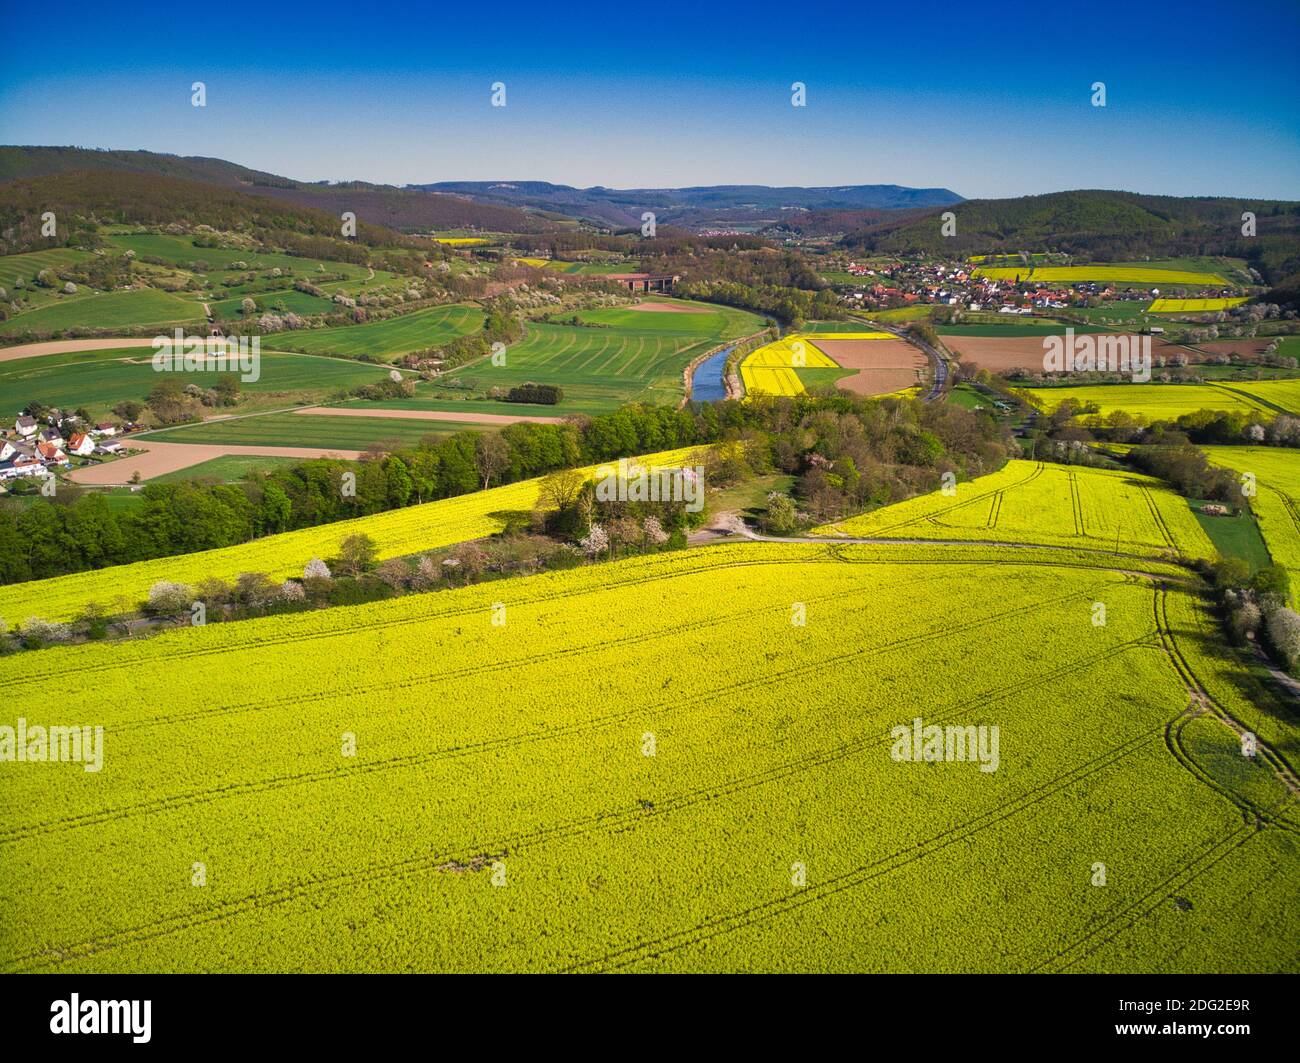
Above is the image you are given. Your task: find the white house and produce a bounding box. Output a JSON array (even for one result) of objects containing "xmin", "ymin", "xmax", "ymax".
[
  {"xmin": 67, "ymin": 432, "xmax": 95, "ymax": 457},
  {"xmin": 15, "ymin": 415, "xmax": 37, "ymax": 437}
]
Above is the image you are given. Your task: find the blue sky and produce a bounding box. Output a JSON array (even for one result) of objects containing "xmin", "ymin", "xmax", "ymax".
[{"xmin": 1, "ymin": 0, "xmax": 1296, "ymax": 199}]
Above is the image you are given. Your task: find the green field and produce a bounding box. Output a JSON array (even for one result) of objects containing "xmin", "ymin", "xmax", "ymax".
[
  {"xmin": 442, "ymin": 301, "xmax": 765, "ymax": 414},
  {"xmin": 0, "ymin": 348, "xmax": 394, "ymax": 415},
  {"xmin": 1, "ymin": 539, "xmax": 1295, "ymax": 972},
  {"xmin": 138, "ymin": 411, "xmax": 474, "ymax": 450},
  {"xmin": 1201, "ymin": 446, "xmax": 1300, "ymax": 605},
  {"xmin": 937, "ymin": 322, "xmax": 1113, "ymax": 337},
  {"xmin": 151, "ymin": 455, "xmax": 318, "ymax": 484},
  {"xmin": 274, "ymin": 304, "xmax": 484, "ymax": 359},
  {"xmin": 1189, "ymin": 499, "xmax": 1273, "ymax": 573},
  {"xmin": 0, "ymin": 288, "xmax": 204, "ymax": 337},
  {"xmin": 0, "ymin": 247, "xmax": 98, "ymax": 280},
  {"xmin": 208, "ymin": 289, "xmax": 336, "ymax": 318},
  {"xmin": 103, "ymin": 234, "xmax": 372, "ymax": 280}
]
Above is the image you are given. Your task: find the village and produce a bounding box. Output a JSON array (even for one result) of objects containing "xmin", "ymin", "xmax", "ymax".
[
  {"xmin": 829, "ymin": 257, "xmax": 1237, "ymax": 319},
  {"xmin": 0, "ymin": 410, "xmax": 131, "ymax": 485}
]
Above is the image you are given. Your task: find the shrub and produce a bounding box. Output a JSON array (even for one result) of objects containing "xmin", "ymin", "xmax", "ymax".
[
  {"xmin": 147, "ymin": 581, "xmax": 193, "ymax": 616},
  {"xmin": 1265, "ymin": 607, "xmax": 1300, "ymax": 671},
  {"xmin": 22, "ymin": 616, "xmax": 72, "ymax": 648}
]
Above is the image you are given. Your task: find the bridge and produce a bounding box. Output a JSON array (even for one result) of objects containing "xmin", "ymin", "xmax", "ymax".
[{"xmin": 605, "ymin": 273, "xmax": 679, "ymax": 293}]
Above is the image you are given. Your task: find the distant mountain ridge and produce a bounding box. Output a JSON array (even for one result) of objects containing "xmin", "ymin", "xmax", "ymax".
[
  {"xmin": 0, "ymin": 146, "xmax": 560, "ymax": 233},
  {"xmin": 412, "ymin": 180, "xmax": 963, "ymax": 228}
]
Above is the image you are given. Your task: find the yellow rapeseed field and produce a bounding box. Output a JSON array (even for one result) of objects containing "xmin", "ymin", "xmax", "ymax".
[
  {"xmin": 0, "ymin": 448, "xmax": 704, "ymax": 624},
  {"xmin": 1148, "ymin": 298, "xmax": 1249, "ymax": 313},
  {"xmin": 740, "ymin": 335, "xmax": 839, "ymax": 396},
  {"xmin": 973, "ymin": 266, "xmax": 1231, "ymax": 286},
  {"xmin": 3, "ymin": 539, "xmax": 1292, "ymax": 972},
  {"xmin": 814, "ymin": 459, "xmax": 1215, "ymax": 561}
]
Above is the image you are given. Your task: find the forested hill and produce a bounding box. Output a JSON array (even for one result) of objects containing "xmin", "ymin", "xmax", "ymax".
[
  {"xmin": 0, "ymin": 171, "xmax": 419, "ymax": 259},
  {"xmin": 0, "ymin": 146, "xmax": 558, "ymax": 234},
  {"xmin": 838, "ymin": 189, "xmax": 1300, "ymax": 285}
]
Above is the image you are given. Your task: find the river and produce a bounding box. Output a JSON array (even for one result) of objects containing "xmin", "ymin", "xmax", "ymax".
[{"xmin": 688, "ymin": 345, "xmax": 733, "ymax": 402}]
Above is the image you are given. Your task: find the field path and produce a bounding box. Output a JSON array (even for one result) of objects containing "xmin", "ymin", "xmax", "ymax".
[
  {"xmin": 297, "ymin": 407, "xmax": 567, "ymax": 426},
  {"xmin": 67, "ymin": 441, "xmax": 366, "ymax": 484}
]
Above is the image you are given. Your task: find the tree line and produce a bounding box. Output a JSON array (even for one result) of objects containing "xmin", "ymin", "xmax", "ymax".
[{"xmin": 0, "ymin": 392, "xmax": 1014, "ymax": 585}]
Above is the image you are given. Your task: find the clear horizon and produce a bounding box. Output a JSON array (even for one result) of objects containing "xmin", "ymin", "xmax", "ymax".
[{"xmin": 1, "ymin": 0, "xmax": 1298, "ymax": 201}]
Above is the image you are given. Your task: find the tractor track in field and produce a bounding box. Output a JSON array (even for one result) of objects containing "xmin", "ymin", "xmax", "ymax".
[
  {"xmin": 0, "ymin": 586, "xmax": 1105, "ymax": 845},
  {"xmin": 0, "ymin": 538, "xmax": 1184, "ymax": 694},
  {"xmin": 1030, "ymin": 823, "xmax": 1258, "ymax": 973},
  {"xmin": 563, "ymin": 724, "xmax": 1166, "ymax": 973},
  {"xmin": 3, "ymin": 638, "xmax": 1160, "ymax": 972}
]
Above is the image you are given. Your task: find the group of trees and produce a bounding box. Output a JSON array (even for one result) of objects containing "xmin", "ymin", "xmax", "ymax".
[
  {"xmin": 674, "ymin": 279, "xmax": 838, "ymax": 327},
  {"xmin": 0, "ymin": 391, "xmax": 1014, "ymax": 586}
]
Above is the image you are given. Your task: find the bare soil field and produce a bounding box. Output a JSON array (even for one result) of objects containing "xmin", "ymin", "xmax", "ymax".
[
  {"xmin": 627, "ymin": 301, "xmax": 709, "ymax": 313},
  {"xmin": 812, "ymin": 338, "xmax": 926, "ymax": 395},
  {"xmin": 67, "ymin": 441, "xmax": 366, "ymax": 484},
  {"xmin": 943, "ymin": 334, "xmax": 1184, "ymax": 373},
  {"xmin": 0, "ymin": 337, "xmax": 156, "ymax": 362},
  {"xmin": 1191, "ymin": 339, "xmax": 1273, "ymax": 360}
]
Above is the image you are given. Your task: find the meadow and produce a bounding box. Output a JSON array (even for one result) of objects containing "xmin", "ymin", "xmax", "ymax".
[
  {"xmin": 1201, "ymin": 446, "xmax": 1300, "ymax": 605},
  {"xmin": 814, "ymin": 459, "xmax": 1216, "ymax": 562},
  {"xmin": 272, "ymin": 304, "xmax": 485, "ymax": 360},
  {"xmin": 102, "ymin": 235, "xmax": 373, "ymax": 280},
  {"xmin": 0, "ymin": 288, "xmax": 204, "ymax": 336},
  {"xmin": 0, "ymin": 540, "xmax": 1294, "ymax": 972},
  {"xmin": 0, "ymin": 447, "xmax": 703, "ymax": 624},
  {"xmin": 0, "ymin": 348, "xmax": 394, "ymax": 414},
  {"xmin": 138, "ymin": 412, "xmax": 483, "ymax": 450},
  {"xmin": 440, "ymin": 301, "xmax": 764, "ymax": 414}
]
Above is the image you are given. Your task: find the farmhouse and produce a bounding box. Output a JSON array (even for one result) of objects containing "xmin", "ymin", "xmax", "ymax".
[
  {"xmin": 67, "ymin": 432, "xmax": 95, "ymax": 457},
  {"xmin": 15, "ymin": 414, "xmax": 36, "ymax": 437}
]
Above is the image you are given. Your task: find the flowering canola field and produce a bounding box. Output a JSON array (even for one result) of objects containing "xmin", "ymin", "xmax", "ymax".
[
  {"xmin": 1148, "ymin": 298, "xmax": 1248, "ymax": 313},
  {"xmin": 2, "ymin": 540, "xmax": 1294, "ymax": 972},
  {"xmin": 0, "ymin": 448, "xmax": 703, "ymax": 624},
  {"xmin": 740, "ymin": 333, "xmax": 893, "ymax": 397},
  {"xmin": 973, "ymin": 265, "xmax": 1231, "ymax": 286},
  {"xmin": 1018, "ymin": 383, "xmax": 1278, "ymax": 421},
  {"xmin": 814, "ymin": 460, "xmax": 1215, "ymax": 561}
]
